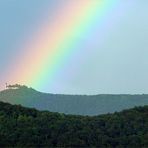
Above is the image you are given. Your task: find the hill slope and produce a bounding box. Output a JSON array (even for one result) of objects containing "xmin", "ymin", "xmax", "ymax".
[
  {"xmin": 0, "ymin": 86, "xmax": 148, "ymax": 115},
  {"xmin": 0, "ymin": 101, "xmax": 148, "ymax": 147}
]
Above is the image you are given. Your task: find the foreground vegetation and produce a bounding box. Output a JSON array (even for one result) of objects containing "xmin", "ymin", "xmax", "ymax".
[{"xmin": 0, "ymin": 101, "xmax": 148, "ymax": 147}]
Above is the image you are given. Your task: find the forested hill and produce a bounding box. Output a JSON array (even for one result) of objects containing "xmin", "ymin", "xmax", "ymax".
[
  {"xmin": 0, "ymin": 86, "xmax": 148, "ymax": 115},
  {"xmin": 0, "ymin": 101, "xmax": 148, "ymax": 147}
]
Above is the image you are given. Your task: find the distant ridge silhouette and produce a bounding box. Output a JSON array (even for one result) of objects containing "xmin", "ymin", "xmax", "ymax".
[{"xmin": 0, "ymin": 85, "xmax": 148, "ymax": 115}]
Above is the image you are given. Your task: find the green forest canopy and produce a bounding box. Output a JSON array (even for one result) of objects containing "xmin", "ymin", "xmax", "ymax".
[{"xmin": 0, "ymin": 101, "xmax": 148, "ymax": 147}]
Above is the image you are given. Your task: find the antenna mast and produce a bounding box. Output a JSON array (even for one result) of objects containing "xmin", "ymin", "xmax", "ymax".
[{"xmin": 5, "ymin": 83, "xmax": 8, "ymax": 89}]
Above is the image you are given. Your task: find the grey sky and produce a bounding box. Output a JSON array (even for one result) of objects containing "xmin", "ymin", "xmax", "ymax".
[{"xmin": 0, "ymin": 0, "xmax": 148, "ymax": 94}]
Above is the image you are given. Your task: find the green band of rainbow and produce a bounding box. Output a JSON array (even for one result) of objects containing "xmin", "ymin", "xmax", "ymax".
[{"xmin": 10, "ymin": 0, "xmax": 119, "ymax": 91}]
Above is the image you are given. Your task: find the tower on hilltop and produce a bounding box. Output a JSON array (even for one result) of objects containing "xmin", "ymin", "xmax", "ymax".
[{"xmin": 5, "ymin": 83, "xmax": 8, "ymax": 89}]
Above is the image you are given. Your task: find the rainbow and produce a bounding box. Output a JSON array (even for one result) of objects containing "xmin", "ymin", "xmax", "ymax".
[{"xmin": 9, "ymin": 0, "xmax": 119, "ymax": 91}]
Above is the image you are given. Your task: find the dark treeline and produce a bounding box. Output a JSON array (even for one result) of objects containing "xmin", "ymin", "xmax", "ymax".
[{"xmin": 0, "ymin": 101, "xmax": 148, "ymax": 147}]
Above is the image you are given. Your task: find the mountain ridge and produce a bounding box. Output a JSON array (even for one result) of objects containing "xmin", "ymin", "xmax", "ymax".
[
  {"xmin": 0, "ymin": 86, "xmax": 148, "ymax": 115},
  {"xmin": 2, "ymin": 85, "xmax": 148, "ymax": 96}
]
